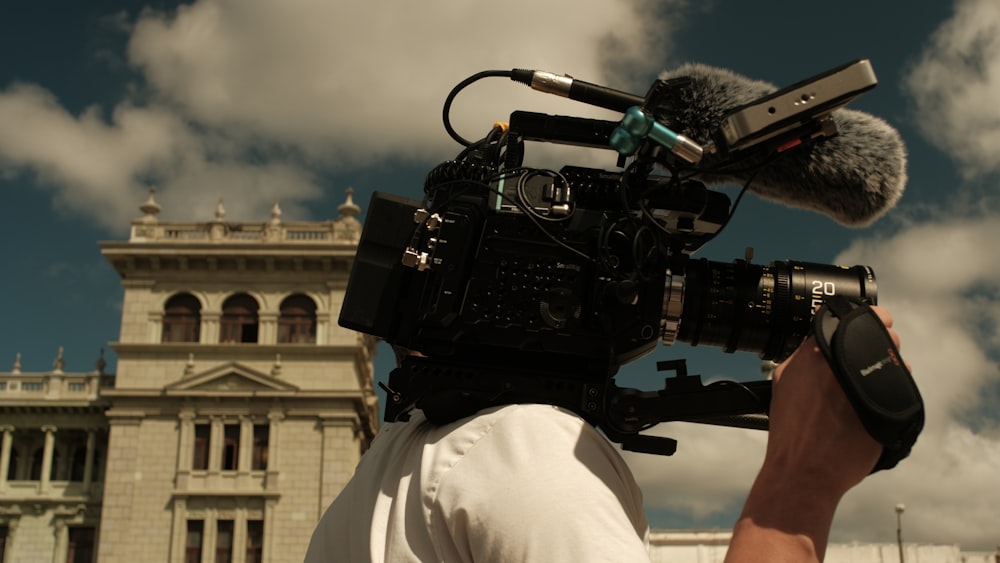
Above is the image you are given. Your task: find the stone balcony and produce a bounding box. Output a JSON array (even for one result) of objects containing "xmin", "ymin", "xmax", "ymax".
[
  {"xmin": 125, "ymin": 188, "xmax": 363, "ymax": 245},
  {"xmin": 0, "ymin": 349, "xmax": 113, "ymax": 406},
  {"xmin": 1, "ymin": 479, "xmax": 104, "ymax": 503}
]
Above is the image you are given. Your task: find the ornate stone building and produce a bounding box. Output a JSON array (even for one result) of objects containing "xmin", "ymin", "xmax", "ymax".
[
  {"xmin": 0, "ymin": 349, "xmax": 110, "ymax": 563},
  {"xmin": 0, "ymin": 190, "xmax": 379, "ymax": 563}
]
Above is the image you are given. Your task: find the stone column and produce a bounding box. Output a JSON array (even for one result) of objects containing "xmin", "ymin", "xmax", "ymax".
[
  {"xmin": 0, "ymin": 425, "xmax": 13, "ymax": 491},
  {"xmin": 263, "ymin": 499, "xmax": 277, "ymax": 563},
  {"xmin": 232, "ymin": 505, "xmax": 247, "ymax": 563},
  {"xmin": 316, "ymin": 312, "xmax": 331, "ymax": 345},
  {"xmin": 52, "ymin": 519, "xmax": 67, "ymax": 563},
  {"xmin": 2, "ymin": 519, "xmax": 19, "ymax": 563},
  {"xmin": 40, "ymin": 425, "xmax": 56, "ymax": 492},
  {"xmin": 202, "ymin": 312, "xmax": 221, "ymax": 344},
  {"xmin": 82, "ymin": 429, "xmax": 96, "ymax": 492},
  {"xmin": 265, "ymin": 410, "xmax": 284, "ymax": 491},
  {"xmin": 238, "ymin": 417, "xmax": 253, "ymax": 473},
  {"xmin": 208, "ymin": 417, "xmax": 222, "ymax": 474},
  {"xmin": 203, "ymin": 508, "xmax": 218, "ymax": 563},
  {"xmin": 175, "ymin": 411, "xmax": 195, "ymax": 490},
  {"xmin": 258, "ymin": 312, "xmax": 278, "ymax": 345},
  {"xmin": 169, "ymin": 498, "xmax": 187, "ymax": 563},
  {"xmin": 148, "ymin": 312, "xmax": 164, "ymax": 343}
]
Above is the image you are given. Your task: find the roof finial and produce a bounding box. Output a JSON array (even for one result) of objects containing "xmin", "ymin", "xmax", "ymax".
[
  {"xmin": 95, "ymin": 348, "xmax": 107, "ymax": 375},
  {"xmin": 214, "ymin": 198, "xmax": 226, "ymax": 221},
  {"xmin": 338, "ymin": 187, "xmax": 361, "ymax": 219},
  {"xmin": 52, "ymin": 346, "xmax": 65, "ymax": 374},
  {"xmin": 11, "ymin": 353, "xmax": 21, "ymax": 374},
  {"xmin": 140, "ymin": 187, "xmax": 162, "ymax": 223},
  {"xmin": 269, "ymin": 200, "xmax": 283, "ymax": 225}
]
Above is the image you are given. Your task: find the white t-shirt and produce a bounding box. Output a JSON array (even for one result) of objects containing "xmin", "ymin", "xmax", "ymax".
[{"xmin": 304, "ymin": 403, "xmax": 650, "ymax": 562}]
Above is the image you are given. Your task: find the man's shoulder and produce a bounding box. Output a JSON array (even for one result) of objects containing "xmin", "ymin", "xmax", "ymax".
[
  {"xmin": 372, "ymin": 403, "xmax": 616, "ymax": 480},
  {"xmin": 440, "ymin": 403, "xmax": 603, "ymax": 455},
  {"xmin": 474, "ymin": 403, "xmax": 594, "ymax": 434},
  {"xmin": 428, "ymin": 404, "xmax": 626, "ymax": 483},
  {"xmin": 378, "ymin": 403, "xmax": 594, "ymax": 446}
]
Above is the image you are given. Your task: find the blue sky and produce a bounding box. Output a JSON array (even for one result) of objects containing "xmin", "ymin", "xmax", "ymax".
[{"xmin": 2, "ymin": 0, "xmax": 999, "ymax": 551}]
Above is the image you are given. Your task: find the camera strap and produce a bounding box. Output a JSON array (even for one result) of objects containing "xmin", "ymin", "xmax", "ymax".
[{"xmin": 811, "ymin": 296, "xmax": 924, "ymax": 471}]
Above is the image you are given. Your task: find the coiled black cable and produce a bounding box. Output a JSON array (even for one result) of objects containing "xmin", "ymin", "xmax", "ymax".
[{"xmin": 442, "ymin": 70, "xmax": 516, "ymax": 147}]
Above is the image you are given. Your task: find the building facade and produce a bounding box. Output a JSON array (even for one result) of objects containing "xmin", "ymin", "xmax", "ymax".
[
  {"xmin": 0, "ymin": 190, "xmax": 379, "ymax": 563},
  {"xmin": 3, "ymin": 190, "xmax": 996, "ymax": 562},
  {"xmin": 0, "ymin": 349, "xmax": 110, "ymax": 563}
]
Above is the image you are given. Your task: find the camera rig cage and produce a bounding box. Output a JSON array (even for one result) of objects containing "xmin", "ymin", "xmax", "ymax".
[{"xmin": 338, "ymin": 61, "xmax": 879, "ymax": 455}]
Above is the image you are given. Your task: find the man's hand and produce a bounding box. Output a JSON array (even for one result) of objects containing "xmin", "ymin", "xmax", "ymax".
[{"xmin": 725, "ymin": 306, "xmax": 906, "ymax": 562}]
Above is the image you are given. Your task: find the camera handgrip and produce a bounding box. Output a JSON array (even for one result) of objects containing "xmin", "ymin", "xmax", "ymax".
[{"xmin": 812, "ymin": 296, "xmax": 924, "ymax": 472}]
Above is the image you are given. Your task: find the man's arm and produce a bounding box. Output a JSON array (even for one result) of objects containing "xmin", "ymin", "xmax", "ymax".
[{"xmin": 726, "ymin": 306, "xmax": 903, "ymax": 562}]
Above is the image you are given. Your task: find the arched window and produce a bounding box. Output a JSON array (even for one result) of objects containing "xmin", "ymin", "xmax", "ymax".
[
  {"xmin": 163, "ymin": 293, "xmax": 201, "ymax": 343},
  {"xmin": 220, "ymin": 294, "xmax": 259, "ymax": 344},
  {"xmin": 278, "ymin": 294, "xmax": 317, "ymax": 344}
]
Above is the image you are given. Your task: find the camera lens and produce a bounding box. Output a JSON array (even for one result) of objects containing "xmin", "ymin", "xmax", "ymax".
[{"xmin": 673, "ymin": 258, "xmax": 877, "ymax": 360}]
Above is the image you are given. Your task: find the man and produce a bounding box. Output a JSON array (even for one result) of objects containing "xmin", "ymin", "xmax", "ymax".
[{"xmin": 305, "ymin": 306, "xmax": 905, "ymax": 562}]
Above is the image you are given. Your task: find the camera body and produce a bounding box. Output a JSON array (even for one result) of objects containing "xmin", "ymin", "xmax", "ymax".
[
  {"xmin": 340, "ymin": 160, "xmax": 734, "ymax": 380},
  {"xmin": 339, "ymin": 136, "xmax": 877, "ymax": 385}
]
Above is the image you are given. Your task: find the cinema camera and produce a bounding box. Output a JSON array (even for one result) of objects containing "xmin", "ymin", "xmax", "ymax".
[{"xmin": 339, "ymin": 61, "xmax": 882, "ymax": 455}]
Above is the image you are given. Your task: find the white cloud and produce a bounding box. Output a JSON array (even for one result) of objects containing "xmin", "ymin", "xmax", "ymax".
[
  {"xmin": 0, "ymin": 81, "xmax": 323, "ymax": 230},
  {"xmin": 0, "ymin": 83, "xmax": 184, "ymax": 226},
  {"xmin": 124, "ymin": 0, "xmax": 675, "ymax": 166},
  {"xmin": 1, "ymin": 0, "xmax": 682, "ymax": 230},
  {"xmin": 890, "ymin": 16, "xmax": 1000, "ymax": 547},
  {"xmin": 827, "ymin": 215, "xmax": 1000, "ymax": 548},
  {"xmin": 624, "ymin": 424, "xmax": 766, "ymax": 520},
  {"xmin": 906, "ymin": 0, "xmax": 1000, "ymax": 178}
]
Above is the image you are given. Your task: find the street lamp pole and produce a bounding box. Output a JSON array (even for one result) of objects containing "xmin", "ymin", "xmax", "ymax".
[{"xmin": 895, "ymin": 503, "xmax": 906, "ymax": 563}]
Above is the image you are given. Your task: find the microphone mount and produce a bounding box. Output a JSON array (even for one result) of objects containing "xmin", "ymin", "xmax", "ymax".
[{"xmin": 610, "ymin": 106, "xmax": 705, "ymax": 164}]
